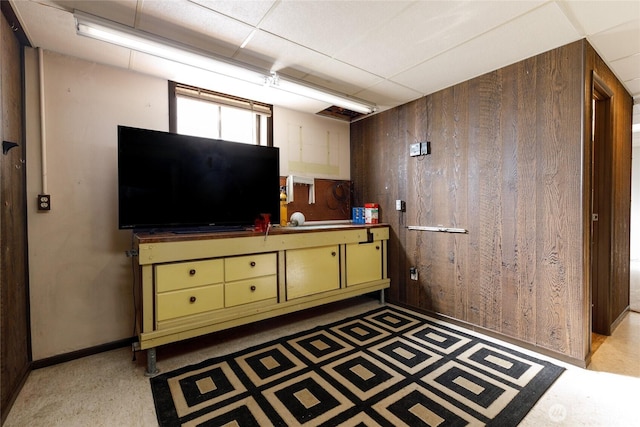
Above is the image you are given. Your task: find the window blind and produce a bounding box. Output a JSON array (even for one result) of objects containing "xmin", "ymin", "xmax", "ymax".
[{"xmin": 174, "ymin": 84, "xmax": 272, "ymax": 117}]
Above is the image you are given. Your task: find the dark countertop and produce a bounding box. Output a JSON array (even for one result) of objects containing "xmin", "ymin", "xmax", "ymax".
[{"xmin": 134, "ymin": 223, "xmax": 388, "ymax": 243}]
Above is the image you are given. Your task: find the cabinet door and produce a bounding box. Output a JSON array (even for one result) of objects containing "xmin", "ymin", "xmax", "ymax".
[
  {"xmin": 346, "ymin": 241, "xmax": 382, "ymax": 286},
  {"xmin": 286, "ymin": 245, "xmax": 340, "ymax": 300}
]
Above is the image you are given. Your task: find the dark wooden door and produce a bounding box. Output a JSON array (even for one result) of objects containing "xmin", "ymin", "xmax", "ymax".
[
  {"xmin": 1, "ymin": 9, "xmax": 31, "ymax": 423},
  {"xmin": 591, "ymin": 81, "xmax": 613, "ymax": 336}
]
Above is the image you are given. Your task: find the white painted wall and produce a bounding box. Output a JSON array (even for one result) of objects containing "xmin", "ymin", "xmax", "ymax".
[
  {"xmin": 274, "ymin": 106, "xmax": 350, "ymax": 180},
  {"xmin": 25, "ymin": 50, "xmax": 168, "ymax": 360},
  {"xmin": 25, "ymin": 49, "xmax": 351, "ymax": 360},
  {"xmin": 631, "ymin": 146, "xmax": 640, "ymax": 260}
]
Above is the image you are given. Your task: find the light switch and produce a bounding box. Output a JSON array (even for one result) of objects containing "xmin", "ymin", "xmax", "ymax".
[{"xmin": 420, "ymin": 141, "xmax": 431, "ymax": 155}]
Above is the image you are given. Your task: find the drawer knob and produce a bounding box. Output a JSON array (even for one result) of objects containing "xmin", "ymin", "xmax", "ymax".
[
  {"xmin": 189, "ymin": 269, "xmax": 196, "ymax": 276},
  {"xmin": 250, "ymin": 285, "xmax": 256, "ymax": 292},
  {"xmin": 250, "ymin": 261, "xmax": 256, "ymax": 267},
  {"xmin": 189, "ymin": 296, "xmax": 196, "ymax": 303},
  {"xmin": 331, "ymin": 251, "xmax": 336, "ymax": 257},
  {"xmin": 376, "ymin": 246, "xmax": 380, "ymax": 250}
]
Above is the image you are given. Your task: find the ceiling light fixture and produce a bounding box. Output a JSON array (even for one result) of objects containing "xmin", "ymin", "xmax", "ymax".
[
  {"xmin": 74, "ymin": 11, "xmax": 376, "ymax": 115},
  {"xmin": 265, "ymin": 72, "xmax": 375, "ymax": 115}
]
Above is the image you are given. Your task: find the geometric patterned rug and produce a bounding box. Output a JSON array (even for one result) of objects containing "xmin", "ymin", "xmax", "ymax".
[{"xmin": 150, "ymin": 305, "xmax": 564, "ymax": 426}]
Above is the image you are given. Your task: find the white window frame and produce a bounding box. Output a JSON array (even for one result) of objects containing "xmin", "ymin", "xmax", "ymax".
[{"xmin": 169, "ymin": 82, "xmax": 273, "ymax": 146}]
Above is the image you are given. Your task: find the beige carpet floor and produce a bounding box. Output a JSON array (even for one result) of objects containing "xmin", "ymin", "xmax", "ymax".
[{"xmin": 5, "ymin": 297, "xmax": 640, "ymax": 426}]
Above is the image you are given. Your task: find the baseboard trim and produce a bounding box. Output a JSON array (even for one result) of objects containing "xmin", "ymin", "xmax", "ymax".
[
  {"xmin": 31, "ymin": 337, "xmax": 137, "ymax": 370},
  {"xmin": 391, "ymin": 301, "xmax": 586, "ymax": 368},
  {"xmin": 609, "ymin": 307, "xmax": 630, "ymax": 334}
]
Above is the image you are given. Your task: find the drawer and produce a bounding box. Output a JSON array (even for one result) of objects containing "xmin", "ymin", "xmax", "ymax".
[
  {"xmin": 225, "ymin": 253, "xmax": 277, "ymax": 282},
  {"xmin": 225, "ymin": 275, "xmax": 277, "ymax": 307},
  {"xmin": 156, "ymin": 283, "xmax": 224, "ymax": 321},
  {"xmin": 156, "ymin": 259, "xmax": 223, "ymax": 292}
]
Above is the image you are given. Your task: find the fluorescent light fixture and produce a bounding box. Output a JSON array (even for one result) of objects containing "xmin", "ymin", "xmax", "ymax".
[
  {"xmin": 266, "ymin": 72, "xmax": 375, "ymax": 115},
  {"xmin": 74, "ymin": 11, "xmax": 264, "ymax": 84},
  {"xmin": 74, "ymin": 11, "xmax": 376, "ymax": 115}
]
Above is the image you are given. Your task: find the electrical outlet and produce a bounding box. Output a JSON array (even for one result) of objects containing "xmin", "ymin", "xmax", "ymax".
[
  {"xmin": 38, "ymin": 194, "xmax": 51, "ymax": 211},
  {"xmin": 395, "ymin": 200, "xmax": 405, "ymax": 211},
  {"xmin": 420, "ymin": 141, "xmax": 431, "ymax": 155},
  {"xmin": 410, "ymin": 267, "xmax": 418, "ymax": 281},
  {"xmin": 125, "ymin": 249, "xmax": 139, "ymax": 257},
  {"xmin": 409, "ymin": 143, "xmax": 421, "ymax": 157}
]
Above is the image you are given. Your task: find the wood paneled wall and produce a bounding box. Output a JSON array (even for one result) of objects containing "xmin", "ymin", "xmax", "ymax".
[
  {"xmin": 1, "ymin": 8, "xmax": 31, "ymax": 423},
  {"xmin": 351, "ymin": 40, "xmax": 632, "ymax": 364}
]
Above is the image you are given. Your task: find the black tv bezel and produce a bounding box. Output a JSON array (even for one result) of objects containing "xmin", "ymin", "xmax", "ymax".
[{"xmin": 117, "ymin": 126, "xmax": 280, "ymax": 231}]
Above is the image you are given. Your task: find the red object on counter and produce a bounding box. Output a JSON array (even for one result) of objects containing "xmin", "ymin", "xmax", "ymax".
[{"xmin": 364, "ymin": 203, "xmax": 379, "ymax": 224}]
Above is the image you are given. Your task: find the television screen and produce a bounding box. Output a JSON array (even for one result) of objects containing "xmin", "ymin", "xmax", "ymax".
[{"xmin": 118, "ymin": 126, "xmax": 280, "ymax": 230}]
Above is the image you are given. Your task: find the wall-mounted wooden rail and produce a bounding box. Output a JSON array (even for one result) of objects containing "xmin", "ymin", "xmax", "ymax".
[{"xmin": 406, "ymin": 225, "xmax": 468, "ymax": 234}]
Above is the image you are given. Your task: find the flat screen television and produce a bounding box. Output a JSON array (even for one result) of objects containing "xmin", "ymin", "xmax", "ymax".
[{"xmin": 118, "ymin": 125, "xmax": 280, "ymax": 231}]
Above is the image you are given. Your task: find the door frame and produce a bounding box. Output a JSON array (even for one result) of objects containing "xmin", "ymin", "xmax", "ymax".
[{"xmin": 590, "ymin": 73, "xmax": 615, "ymax": 337}]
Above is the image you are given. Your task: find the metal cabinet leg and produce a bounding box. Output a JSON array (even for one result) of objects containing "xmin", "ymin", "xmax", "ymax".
[
  {"xmin": 380, "ymin": 289, "xmax": 385, "ymax": 305},
  {"xmin": 145, "ymin": 348, "xmax": 160, "ymax": 376}
]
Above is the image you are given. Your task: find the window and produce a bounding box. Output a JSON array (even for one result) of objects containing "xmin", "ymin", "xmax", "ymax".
[{"xmin": 169, "ymin": 82, "xmax": 272, "ymax": 146}]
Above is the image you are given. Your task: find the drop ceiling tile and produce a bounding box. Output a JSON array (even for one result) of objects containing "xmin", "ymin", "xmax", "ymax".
[
  {"xmin": 392, "ymin": 2, "xmax": 580, "ymax": 95},
  {"xmin": 356, "ymin": 80, "xmax": 423, "ymax": 110},
  {"xmin": 190, "ymin": 0, "xmax": 277, "ymax": 26},
  {"xmin": 299, "ymin": 58, "xmax": 385, "ymax": 97},
  {"xmin": 561, "ymin": 0, "xmax": 640, "ymax": 35},
  {"xmin": 334, "ymin": 0, "xmax": 544, "ymax": 78},
  {"xmin": 269, "ymin": 96, "xmax": 333, "ymax": 115},
  {"xmin": 13, "ymin": 1, "xmax": 133, "ymax": 68},
  {"xmin": 233, "ymin": 29, "xmax": 330, "ymax": 75},
  {"xmin": 136, "ymin": 0, "xmax": 253, "ymax": 56},
  {"xmin": 259, "ymin": 0, "xmax": 412, "ymax": 57},
  {"xmin": 621, "ymin": 78, "xmax": 640, "ymax": 99},
  {"xmin": 12, "ymin": 1, "xmax": 70, "ymax": 48},
  {"xmin": 48, "ymin": 0, "xmax": 138, "ymax": 26},
  {"xmin": 588, "ymin": 20, "xmax": 640, "ymax": 62},
  {"xmin": 12, "ymin": 0, "xmax": 640, "ymax": 116},
  {"xmin": 610, "ymin": 54, "xmax": 640, "ymax": 82},
  {"xmin": 391, "ymin": 58, "xmax": 475, "ymax": 99}
]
